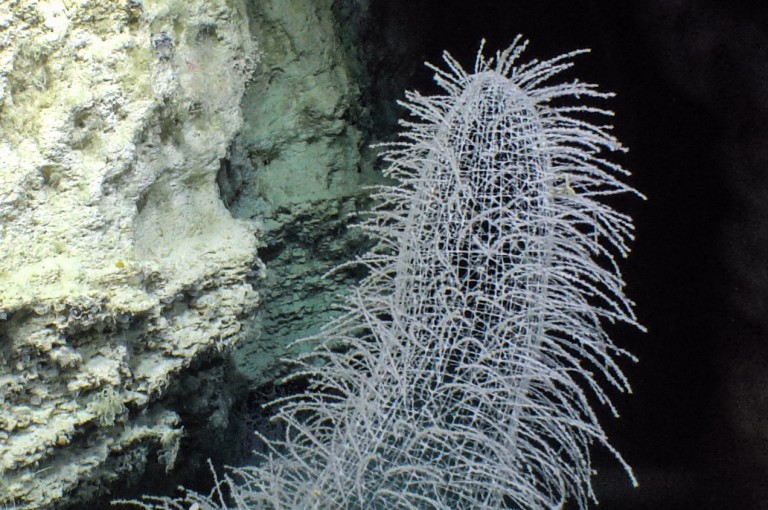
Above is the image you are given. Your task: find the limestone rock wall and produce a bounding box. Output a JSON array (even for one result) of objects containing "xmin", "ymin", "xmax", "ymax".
[{"xmin": 0, "ymin": 0, "xmax": 261, "ymax": 507}]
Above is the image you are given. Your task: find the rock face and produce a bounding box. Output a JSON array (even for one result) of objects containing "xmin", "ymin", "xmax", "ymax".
[
  {"xmin": 225, "ymin": 0, "xmax": 382, "ymax": 388},
  {"xmin": 0, "ymin": 0, "xmax": 261, "ymax": 507}
]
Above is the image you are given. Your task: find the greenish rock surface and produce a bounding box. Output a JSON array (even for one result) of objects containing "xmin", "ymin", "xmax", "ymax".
[
  {"xmin": 226, "ymin": 0, "xmax": 384, "ymax": 387},
  {"xmin": 0, "ymin": 0, "xmax": 261, "ymax": 507}
]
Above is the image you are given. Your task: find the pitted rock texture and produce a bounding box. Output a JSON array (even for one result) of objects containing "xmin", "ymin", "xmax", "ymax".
[{"xmin": 0, "ymin": 0, "xmax": 261, "ymax": 507}]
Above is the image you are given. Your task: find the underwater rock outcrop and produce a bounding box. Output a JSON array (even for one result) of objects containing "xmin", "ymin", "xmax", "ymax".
[
  {"xmin": 224, "ymin": 0, "xmax": 382, "ymax": 388},
  {"xmin": 0, "ymin": 0, "xmax": 260, "ymax": 507}
]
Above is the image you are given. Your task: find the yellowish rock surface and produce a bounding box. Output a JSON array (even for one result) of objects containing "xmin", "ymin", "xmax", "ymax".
[{"xmin": 0, "ymin": 0, "xmax": 261, "ymax": 506}]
